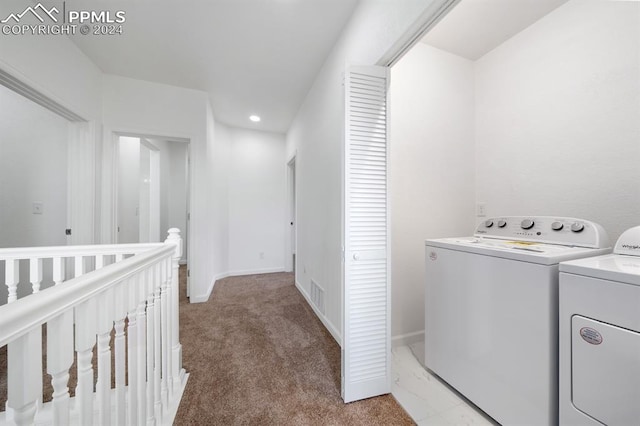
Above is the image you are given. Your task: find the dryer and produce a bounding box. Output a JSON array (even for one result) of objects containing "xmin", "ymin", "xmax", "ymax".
[
  {"xmin": 425, "ymin": 217, "xmax": 610, "ymax": 425},
  {"xmin": 559, "ymin": 226, "xmax": 640, "ymax": 425}
]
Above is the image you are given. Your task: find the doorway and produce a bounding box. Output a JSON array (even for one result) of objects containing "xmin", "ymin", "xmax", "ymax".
[{"xmin": 114, "ymin": 134, "xmax": 190, "ymax": 264}]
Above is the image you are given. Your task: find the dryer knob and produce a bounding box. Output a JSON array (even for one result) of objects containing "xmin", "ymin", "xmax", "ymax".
[
  {"xmin": 521, "ymin": 219, "xmax": 535, "ymax": 230},
  {"xmin": 551, "ymin": 221, "xmax": 564, "ymax": 231},
  {"xmin": 571, "ymin": 222, "xmax": 585, "ymax": 233},
  {"xmin": 485, "ymin": 220, "xmax": 494, "ymax": 228},
  {"xmin": 497, "ymin": 220, "xmax": 507, "ymax": 228}
]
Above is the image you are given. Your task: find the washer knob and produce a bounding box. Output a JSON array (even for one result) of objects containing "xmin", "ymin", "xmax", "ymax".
[
  {"xmin": 497, "ymin": 220, "xmax": 507, "ymax": 228},
  {"xmin": 551, "ymin": 221, "xmax": 564, "ymax": 231},
  {"xmin": 521, "ymin": 219, "xmax": 535, "ymax": 230},
  {"xmin": 485, "ymin": 220, "xmax": 494, "ymax": 228},
  {"xmin": 571, "ymin": 222, "xmax": 585, "ymax": 233}
]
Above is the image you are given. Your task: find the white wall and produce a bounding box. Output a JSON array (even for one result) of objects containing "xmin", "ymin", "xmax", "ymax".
[
  {"xmin": 168, "ymin": 142, "xmax": 189, "ymax": 262},
  {"xmin": 0, "ymin": 86, "xmax": 68, "ymax": 248},
  {"xmin": 155, "ymin": 139, "xmax": 189, "ymax": 262},
  {"xmin": 0, "ymin": 85, "xmax": 69, "ymax": 303},
  {"xmin": 0, "ymin": 1, "xmax": 102, "ymax": 121},
  {"xmin": 102, "ymin": 75, "xmax": 219, "ymax": 301},
  {"xmin": 390, "ymin": 43, "xmax": 476, "ymax": 340},
  {"xmin": 475, "ymin": 0, "xmax": 640, "ymax": 243},
  {"xmin": 286, "ymin": 0, "xmax": 449, "ymax": 343},
  {"xmin": 0, "ymin": 2, "xmax": 103, "ymax": 251},
  {"xmin": 209, "ymin": 118, "xmax": 231, "ymax": 287},
  {"xmin": 228, "ymin": 128, "xmax": 286, "ymax": 275},
  {"xmin": 138, "ymin": 142, "xmax": 151, "ymax": 242}
]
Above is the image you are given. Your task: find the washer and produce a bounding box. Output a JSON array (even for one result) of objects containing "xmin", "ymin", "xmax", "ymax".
[
  {"xmin": 425, "ymin": 216, "xmax": 610, "ymax": 426},
  {"xmin": 559, "ymin": 226, "xmax": 640, "ymax": 425}
]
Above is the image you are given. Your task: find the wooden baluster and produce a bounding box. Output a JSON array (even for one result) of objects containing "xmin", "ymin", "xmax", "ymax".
[
  {"xmin": 136, "ymin": 271, "xmax": 148, "ymax": 426},
  {"xmin": 160, "ymin": 257, "xmax": 171, "ymax": 403},
  {"xmin": 96, "ymin": 289, "xmax": 114, "ymax": 425},
  {"xmin": 74, "ymin": 255, "xmax": 84, "ymax": 278},
  {"xmin": 153, "ymin": 263, "xmax": 163, "ymax": 420},
  {"xmin": 127, "ymin": 276, "xmax": 140, "ymax": 426},
  {"xmin": 6, "ymin": 259, "xmax": 19, "ymax": 303},
  {"xmin": 7, "ymin": 328, "xmax": 42, "ymax": 425},
  {"xmin": 113, "ymin": 280, "xmax": 128, "ymax": 426},
  {"xmin": 47, "ymin": 311, "xmax": 74, "ymax": 426},
  {"xmin": 165, "ymin": 228, "xmax": 183, "ymax": 390},
  {"xmin": 145, "ymin": 267, "xmax": 156, "ymax": 425},
  {"xmin": 75, "ymin": 299, "xmax": 97, "ymax": 426},
  {"xmin": 95, "ymin": 254, "xmax": 105, "ymax": 270},
  {"xmin": 29, "ymin": 258, "xmax": 43, "ymax": 294},
  {"xmin": 52, "ymin": 257, "xmax": 65, "ymax": 286}
]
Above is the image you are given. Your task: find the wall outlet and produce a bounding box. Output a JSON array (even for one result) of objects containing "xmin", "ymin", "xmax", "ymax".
[
  {"xmin": 32, "ymin": 202, "xmax": 43, "ymax": 215},
  {"xmin": 476, "ymin": 202, "xmax": 487, "ymax": 217}
]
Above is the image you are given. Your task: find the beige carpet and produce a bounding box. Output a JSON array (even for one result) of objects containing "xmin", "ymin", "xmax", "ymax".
[
  {"xmin": 0, "ymin": 268, "xmax": 414, "ymax": 425},
  {"xmin": 175, "ymin": 270, "xmax": 414, "ymax": 425}
]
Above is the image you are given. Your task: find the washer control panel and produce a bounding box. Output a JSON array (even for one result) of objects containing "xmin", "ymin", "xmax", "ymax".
[
  {"xmin": 475, "ymin": 216, "xmax": 610, "ymax": 248},
  {"xmin": 614, "ymin": 225, "xmax": 640, "ymax": 256}
]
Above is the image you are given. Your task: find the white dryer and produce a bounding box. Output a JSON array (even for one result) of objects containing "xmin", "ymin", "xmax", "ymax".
[
  {"xmin": 425, "ymin": 217, "xmax": 610, "ymax": 426},
  {"xmin": 559, "ymin": 226, "xmax": 640, "ymax": 425}
]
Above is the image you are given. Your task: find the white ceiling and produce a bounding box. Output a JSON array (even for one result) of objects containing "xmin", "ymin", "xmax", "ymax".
[
  {"xmin": 66, "ymin": 0, "xmax": 359, "ymax": 133},
  {"xmin": 422, "ymin": 0, "xmax": 568, "ymax": 60}
]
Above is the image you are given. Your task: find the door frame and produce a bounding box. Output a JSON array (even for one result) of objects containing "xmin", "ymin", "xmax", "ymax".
[
  {"xmin": 101, "ymin": 128, "xmax": 192, "ymax": 257},
  {"xmin": 285, "ymin": 152, "xmax": 297, "ymax": 273},
  {"xmin": 138, "ymin": 138, "xmax": 161, "ymax": 243}
]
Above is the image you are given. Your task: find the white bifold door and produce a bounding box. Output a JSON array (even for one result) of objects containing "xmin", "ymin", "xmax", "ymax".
[{"xmin": 342, "ymin": 65, "xmax": 390, "ymax": 403}]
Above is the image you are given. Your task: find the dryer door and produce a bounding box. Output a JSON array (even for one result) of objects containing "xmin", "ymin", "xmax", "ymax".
[{"xmin": 572, "ymin": 315, "xmax": 640, "ymax": 425}]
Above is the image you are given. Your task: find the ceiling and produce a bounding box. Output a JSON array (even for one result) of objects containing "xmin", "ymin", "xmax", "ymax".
[
  {"xmin": 422, "ymin": 0, "xmax": 568, "ymax": 60},
  {"xmin": 65, "ymin": 0, "xmax": 359, "ymax": 133}
]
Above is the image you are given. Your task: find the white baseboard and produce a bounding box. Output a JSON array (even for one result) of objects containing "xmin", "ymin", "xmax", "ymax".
[
  {"xmin": 295, "ymin": 280, "xmax": 342, "ymax": 347},
  {"xmin": 188, "ymin": 268, "xmax": 287, "ymax": 303},
  {"xmin": 392, "ymin": 330, "xmax": 425, "ymax": 348},
  {"xmin": 214, "ymin": 272, "xmax": 230, "ymax": 281},
  {"xmin": 227, "ymin": 267, "xmax": 285, "ymax": 276},
  {"xmin": 189, "ymin": 277, "xmax": 218, "ymax": 303}
]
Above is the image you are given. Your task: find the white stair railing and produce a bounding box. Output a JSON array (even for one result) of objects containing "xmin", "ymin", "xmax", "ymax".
[{"xmin": 0, "ymin": 229, "xmax": 188, "ymax": 426}]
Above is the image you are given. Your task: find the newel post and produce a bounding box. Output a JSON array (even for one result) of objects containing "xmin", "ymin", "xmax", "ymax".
[{"xmin": 164, "ymin": 228, "xmax": 185, "ymax": 388}]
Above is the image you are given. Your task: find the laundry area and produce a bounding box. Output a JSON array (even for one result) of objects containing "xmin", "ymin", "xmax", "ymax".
[{"xmin": 389, "ymin": 0, "xmax": 640, "ymax": 424}]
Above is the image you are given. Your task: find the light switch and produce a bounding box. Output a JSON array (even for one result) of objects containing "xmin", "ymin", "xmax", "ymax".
[{"xmin": 32, "ymin": 202, "xmax": 43, "ymax": 215}]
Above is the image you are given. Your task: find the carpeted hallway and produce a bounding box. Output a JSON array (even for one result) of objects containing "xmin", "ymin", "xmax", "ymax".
[{"xmin": 175, "ymin": 268, "xmax": 414, "ymax": 425}]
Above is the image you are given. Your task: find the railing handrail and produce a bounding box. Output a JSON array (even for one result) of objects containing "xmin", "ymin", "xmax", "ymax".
[
  {"xmin": 0, "ymin": 243, "xmax": 174, "ymax": 347},
  {"xmin": 0, "ymin": 241, "xmax": 166, "ymax": 260}
]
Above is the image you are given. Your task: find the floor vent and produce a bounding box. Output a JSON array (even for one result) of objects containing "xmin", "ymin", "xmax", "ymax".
[{"xmin": 310, "ymin": 279, "xmax": 325, "ymax": 315}]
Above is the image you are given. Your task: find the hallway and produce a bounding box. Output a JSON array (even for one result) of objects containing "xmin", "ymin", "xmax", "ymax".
[{"xmin": 175, "ymin": 268, "xmax": 413, "ymax": 424}]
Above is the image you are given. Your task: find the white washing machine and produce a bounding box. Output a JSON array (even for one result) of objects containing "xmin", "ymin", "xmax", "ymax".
[
  {"xmin": 559, "ymin": 226, "xmax": 640, "ymax": 425},
  {"xmin": 425, "ymin": 216, "xmax": 610, "ymax": 426}
]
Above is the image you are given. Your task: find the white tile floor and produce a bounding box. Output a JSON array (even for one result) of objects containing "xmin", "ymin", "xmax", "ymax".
[{"xmin": 391, "ymin": 343, "xmax": 498, "ymax": 426}]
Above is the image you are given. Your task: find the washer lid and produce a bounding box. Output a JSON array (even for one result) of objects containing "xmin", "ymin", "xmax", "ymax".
[
  {"xmin": 426, "ymin": 237, "xmax": 611, "ymax": 265},
  {"xmin": 560, "ymin": 254, "xmax": 640, "ymax": 286}
]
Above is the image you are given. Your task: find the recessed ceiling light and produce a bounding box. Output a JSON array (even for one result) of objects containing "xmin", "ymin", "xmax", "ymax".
[{"xmin": 249, "ymin": 115, "xmax": 261, "ymax": 122}]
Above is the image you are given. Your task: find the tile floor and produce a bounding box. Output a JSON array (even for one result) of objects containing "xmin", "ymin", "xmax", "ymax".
[{"xmin": 391, "ymin": 342, "xmax": 498, "ymax": 426}]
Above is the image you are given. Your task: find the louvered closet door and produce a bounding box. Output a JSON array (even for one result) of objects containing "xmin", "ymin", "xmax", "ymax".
[{"xmin": 342, "ymin": 65, "xmax": 390, "ymax": 403}]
